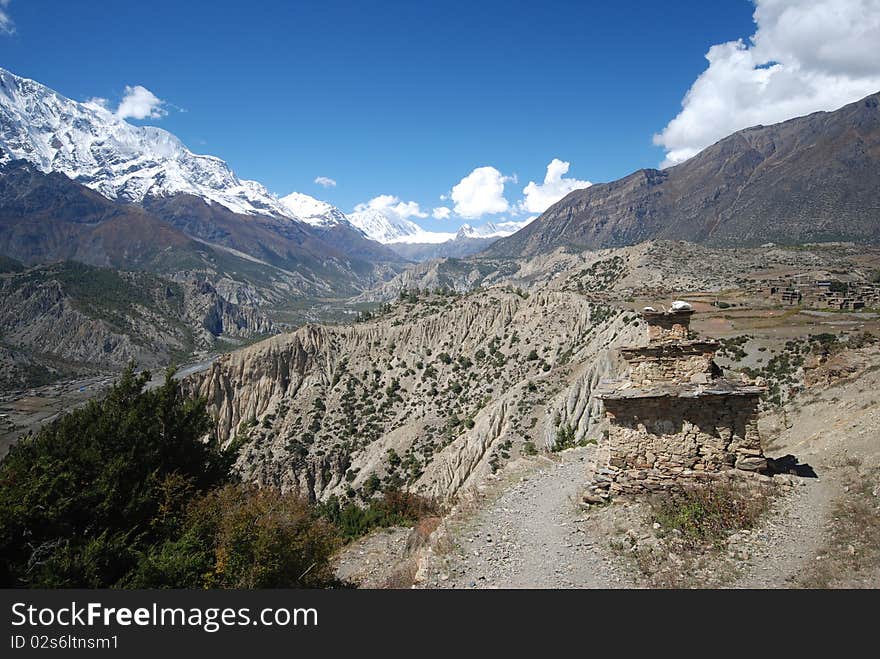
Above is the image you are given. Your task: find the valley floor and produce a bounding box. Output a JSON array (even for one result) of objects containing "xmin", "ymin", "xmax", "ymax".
[{"xmin": 0, "ymin": 355, "xmax": 218, "ymax": 458}]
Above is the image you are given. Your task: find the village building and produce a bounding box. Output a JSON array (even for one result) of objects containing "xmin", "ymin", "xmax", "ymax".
[
  {"xmin": 583, "ymin": 302, "xmax": 767, "ymax": 501},
  {"xmin": 762, "ymin": 275, "xmax": 880, "ymax": 310}
]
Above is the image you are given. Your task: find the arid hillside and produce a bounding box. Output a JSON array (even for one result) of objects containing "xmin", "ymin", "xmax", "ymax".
[
  {"xmin": 187, "ymin": 241, "xmax": 880, "ymax": 515},
  {"xmin": 0, "ymin": 260, "xmax": 273, "ymax": 390},
  {"xmin": 188, "ymin": 286, "xmax": 636, "ymax": 503}
]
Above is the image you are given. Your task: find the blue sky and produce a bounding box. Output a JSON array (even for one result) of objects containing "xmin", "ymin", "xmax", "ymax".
[{"xmin": 2, "ymin": 0, "xmax": 878, "ymax": 231}]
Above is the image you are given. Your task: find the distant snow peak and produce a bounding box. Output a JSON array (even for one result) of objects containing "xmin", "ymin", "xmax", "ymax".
[
  {"xmin": 0, "ymin": 67, "xmax": 292, "ymax": 218},
  {"xmin": 455, "ymin": 218, "xmax": 535, "ymax": 241},
  {"xmin": 348, "ymin": 206, "xmax": 533, "ymax": 246},
  {"xmin": 391, "ymin": 229, "xmax": 457, "ymax": 245},
  {"xmin": 347, "ymin": 207, "xmax": 424, "ymax": 243},
  {"xmin": 279, "ymin": 191, "xmax": 349, "ymax": 227},
  {"xmin": 456, "ymin": 223, "xmax": 477, "ymax": 239}
]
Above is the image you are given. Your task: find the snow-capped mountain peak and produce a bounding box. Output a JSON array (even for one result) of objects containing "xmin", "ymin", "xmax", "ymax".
[
  {"xmin": 0, "ymin": 67, "xmax": 539, "ymax": 251},
  {"xmin": 347, "ymin": 206, "xmax": 535, "ymax": 246},
  {"xmin": 279, "ymin": 191, "xmax": 350, "ymax": 227},
  {"xmin": 456, "ymin": 223, "xmax": 477, "ymax": 239},
  {"xmin": 455, "ymin": 218, "xmax": 535, "ymax": 241},
  {"xmin": 347, "ymin": 207, "xmax": 427, "ymax": 243},
  {"xmin": 0, "ymin": 67, "xmax": 293, "ymax": 218}
]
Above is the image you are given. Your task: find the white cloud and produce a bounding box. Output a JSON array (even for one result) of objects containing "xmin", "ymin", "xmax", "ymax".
[
  {"xmin": 314, "ymin": 176, "xmax": 337, "ymax": 188},
  {"xmin": 354, "ymin": 194, "xmax": 427, "ymax": 221},
  {"xmin": 520, "ymin": 159, "xmax": 591, "ymax": 213},
  {"xmin": 0, "ymin": 1, "xmax": 14, "ymax": 35},
  {"xmin": 451, "ymin": 166, "xmax": 511, "ymax": 219},
  {"xmin": 655, "ymin": 0, "xmax": 880, "ymax": 167},
  {"xmin": 432, "ymin": 207, "xmax": 451, "ymax": 220},
  {"xmin": 116, "ymin": 85, "xmax": 167, "ymax": 120},
  {"xmin": 84, "ymin": 97, "xmax": 110, "ymax": 110}
]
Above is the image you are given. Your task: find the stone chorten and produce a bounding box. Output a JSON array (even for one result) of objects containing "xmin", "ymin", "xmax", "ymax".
[{"xmin": 585, "ymin": 302, "xmax": 767, "ymax": 501}]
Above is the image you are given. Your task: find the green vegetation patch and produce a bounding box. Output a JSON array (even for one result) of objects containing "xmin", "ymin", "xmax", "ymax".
[
  {"xmin": 0, "ymin": 366, "xmax": 340, "ymax": 588},
  {"xmin": 315, "ymin": 490, "xmax": 439, "ymax": 542},
  {"xmin": 650, "ymin": 481, "xmax": 772, "ymax": 549}
]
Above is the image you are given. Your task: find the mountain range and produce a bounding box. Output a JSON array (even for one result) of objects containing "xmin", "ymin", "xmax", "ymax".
[
  {"xmin": 2, "ymin": 66, "xmax": 879, "ymax": 276},
  {"xmin": 0, "ymin": 67, "xmax": 416, "ymax": 295},
  {"xmin": 2, "ymin": 65, "xmax": 880, "ymax": 391},
  {"xmin": 0, "ymin": 67, "xmax": 524, "ymax": 266},
  {"xmin": 0, "ymin": 68, "xmax": 290, "ymax": 217}
]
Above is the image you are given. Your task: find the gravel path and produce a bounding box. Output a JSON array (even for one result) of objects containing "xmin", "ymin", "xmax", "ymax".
[
  {"xmin": 422, "ymin": 448, "xmax": 628, "ymax": 589},
  {"xmin": 416, "ymin": 360, "xmax": 880, "ymax": 590},
  {"xmin": 728, "ymin": 475, "xmax": 833, "ymax": 588},
  {"xmin": 420, "ymin": 449, "xmax": 839, "ymax": 589}
]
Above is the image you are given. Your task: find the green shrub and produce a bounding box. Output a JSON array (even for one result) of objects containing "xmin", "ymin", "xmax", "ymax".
[
  {"xmin": 552, "ymin": 423, "xmax": 577, "ymax": 451},
  {"xmin": 316, "ymin": 490, "xmax": 438, "ymax": 542},
  {"xmin": 363, "ymin": 473, "xmax": 382, "ymax": 497},
  {"xmin": 130, "ymin": 484, "xmax": 340, "ymax": 589},
  {"xmin": 0, "ymin": 365, "xmax": 340, "ymax": 589},
  {"xmin": 650, "ymin": 482, "xmax": 771, "ymax": 548},
  {"xmin": 0, "ymin": 366, "xmax": 227, "ymax": 587},
  {"xmin": 387, "ymin": 448, "xmax": 401, "ymax": 468}
]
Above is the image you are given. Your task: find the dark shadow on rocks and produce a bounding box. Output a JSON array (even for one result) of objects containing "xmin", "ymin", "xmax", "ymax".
[{"xmin": 767, "ymin": 454, "xmax": 818, "ymax": 478}]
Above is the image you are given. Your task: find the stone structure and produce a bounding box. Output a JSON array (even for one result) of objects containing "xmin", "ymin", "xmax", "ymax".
[{"xmin": 584, "ymin": 303, "xmax": 766, "ymax": 500}]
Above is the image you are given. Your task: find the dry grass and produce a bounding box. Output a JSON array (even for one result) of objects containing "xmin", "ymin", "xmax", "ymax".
[
  {"xmin": 650, "ymin": 480, "xmax": 773, "ymax": 549},
  {"xmin": 606, "ymin": 480, "xmax": 775, "ymax": 588},
  {"xmin": 376, "ymin": 516, "xmax": 445, "ymax": 588},
  {"xmin": 380, "ymin": 559, "xmax": 419, "ymax": 589},
  {"xmin": 405, "ymin": 516, "xmax": 442, "ymax": 553}
]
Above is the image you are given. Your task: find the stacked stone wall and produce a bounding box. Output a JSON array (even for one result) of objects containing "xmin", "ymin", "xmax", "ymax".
[
  {"xmin": 627, "ymin": 352, "xmax": 715, "ymax": 385},
  {"xmin": 645, "ymin": 314, "xmax": 691, "ymax": 343},
  {"xmin": 588, "ymin": 395, "xmax": 766, "ymax": 497},
  {"xmin": 583, "ymin": 306, "xmax": 767, "ymax": 503}
]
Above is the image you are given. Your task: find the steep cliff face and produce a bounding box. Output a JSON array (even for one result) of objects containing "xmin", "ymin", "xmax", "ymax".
[
  {"xmin": 538, "ymin": 340, "xmax": 632, "ymax": 449},
  {"xmin": 181, "ymin": 277, "xmax": 274, "ymax": 339},
  {"xmin": 0, "ymin": 277, "xmax": 156, "ymax": 368},
  {"xmin": 187, "ymin": 283, "xmax": 641, "ymax": 503},
  {"xmin": 0, "ymin": 263, "xmax": 274, "ymax": 385}
]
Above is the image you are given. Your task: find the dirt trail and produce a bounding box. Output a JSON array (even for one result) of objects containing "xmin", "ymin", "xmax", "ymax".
[
  {"xmin": 738, "ymin": 359, "xmax": 880, "ymax": 588},
  {"xmin": 420, "ymin": 447, "xmax": 629, "ymax": 589},
  {"xmin": 727, "ymin": 476, "xmax": 834, "ymax": 588},
  {"xmin": 411, "ymin": 358, "xmax": 880, "ymax": 590},
  {"xmin": 417, "ymin": 443, "xmax": 843, "ymax": 589}
]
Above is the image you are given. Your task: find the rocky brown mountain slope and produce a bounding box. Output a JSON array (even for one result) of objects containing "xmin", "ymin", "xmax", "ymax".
[
  {"xmin": 0, "ymin": 159, "xmax": 212, "ymax": 271},
  {"xmin": 0, "ymin": 159, "xmax": 403, "ymax": 301},
  {"xmin": 142, "ymin": 193, "xmax": 405, "ymax": 293},
  {"xmin": 488, "ymin": 93, "xmax": 880, "ymax": 258},
  {"xmin": 361, "ymin": 240, "xmax": 880, "ymax": 304},
  {"xmin": 0, "ymin": 261, "xmax": 273, "ymax": 390}
]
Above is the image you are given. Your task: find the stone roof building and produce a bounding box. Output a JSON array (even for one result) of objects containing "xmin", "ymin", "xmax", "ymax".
[{"xmin": 584, "ymin": 303, "xmax": 767, "ymax": 501}]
